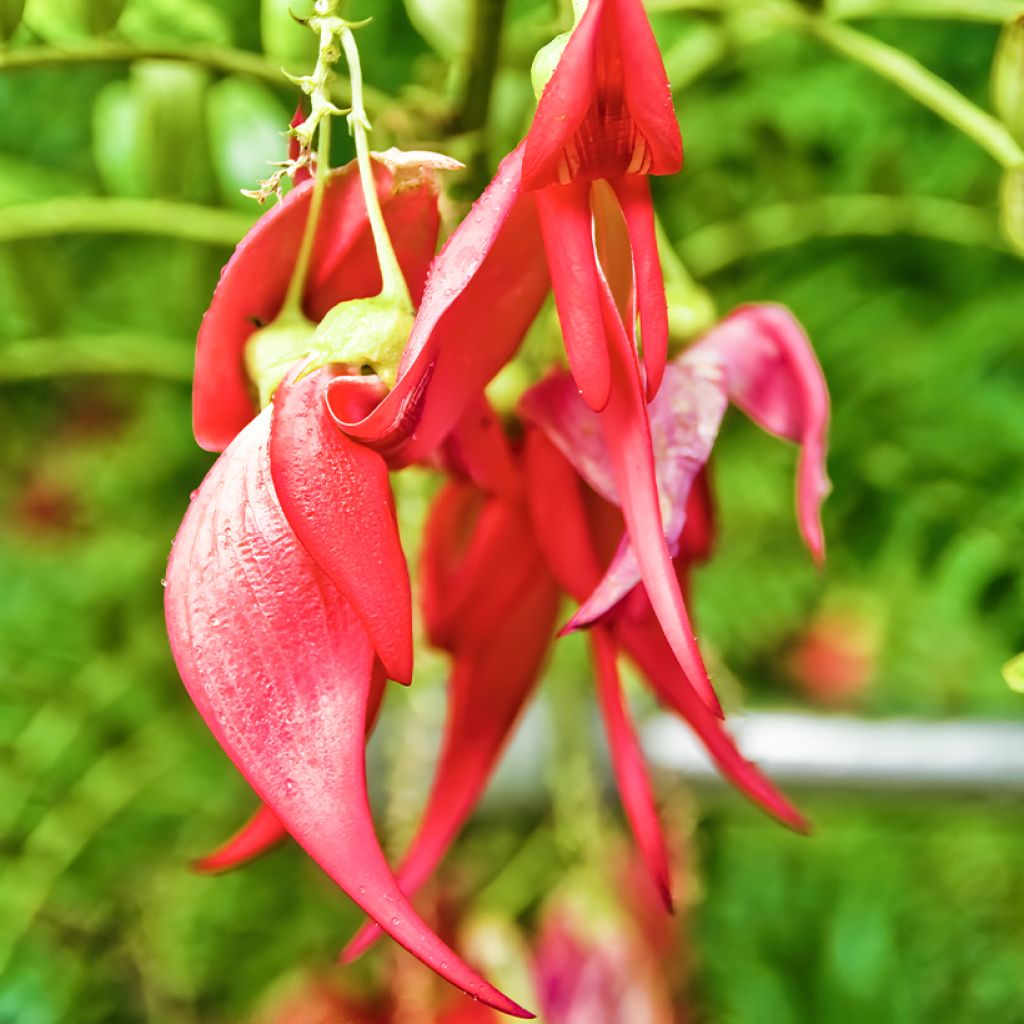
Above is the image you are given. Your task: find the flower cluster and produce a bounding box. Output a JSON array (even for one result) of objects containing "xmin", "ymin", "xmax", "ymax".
[{"xmin": 164, "ymin": 0, "xmax": 830, "ymax": 1017}]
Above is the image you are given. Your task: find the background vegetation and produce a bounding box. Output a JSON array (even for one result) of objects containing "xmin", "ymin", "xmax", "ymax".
[{"xmin": 1, "ymin": 0, "xmax": 1023, "ymax": 1020}]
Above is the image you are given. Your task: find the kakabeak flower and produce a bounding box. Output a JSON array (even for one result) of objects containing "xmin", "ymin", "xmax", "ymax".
[
  {"xmin": 338, "ymin": 304, "xmax": 824, "ymax": 958},
  {"xmin": 332, "ymin": 0, "xmax": 720, "ymax": 714},
  {"xmin": 166, "ymin": 152, "xmax": 533, "ymax": 1016}
]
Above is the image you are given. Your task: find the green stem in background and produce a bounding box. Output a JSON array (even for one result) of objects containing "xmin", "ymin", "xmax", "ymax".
[
  {"xmin": 799, "ymin": 15, "xmax": 1024, "ymax": 169},
  {"xmin": 339, "ymin": 24, "xmax": 412, "ymax": 310},
  {"xmin": 0, "ymin": 197, "xmax": 253, "ymax": 245},
  {"xmin": 0, "ymin": 40, "xmax": 387, "ymax": 112},
  {"xmin": 0, "ymin": 334, "xmax": 194, "ymax": 382},
  {"xmin": 826, "ymin": 0, "xmax": 1024, "ymax": 24},
  {"xmin": 545, "ymin": 642, "xmax": 605, "ymax": 869},
  {"xmin": 458, "ymin": 0, "xmax": 509, "ymax": 193},
  {"xmin": 677, "ymin": 194, "xmax": 1011, "ymax": 277},
  {"xmin": 663, "ymin": 22, "xmax": 734, "ymax": 94}
]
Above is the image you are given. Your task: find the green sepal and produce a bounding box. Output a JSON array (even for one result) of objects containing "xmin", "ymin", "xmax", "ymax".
[
  {"xmin": 530, "ymin": 31, "xmax": 571, "ymax": 101},
  {"xmin": 308, "ymin": 295, "xmax": 414, "ymax": 389},
  {"xmin": 244, "ymin": 308, "xmax": 317, "ymax": 409}
]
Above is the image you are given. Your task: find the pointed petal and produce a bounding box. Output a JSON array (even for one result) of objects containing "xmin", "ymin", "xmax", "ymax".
[
  {"xmin": 270, "ymin": 366, "xmax": 413, "ymax": 684},
  {"xmin": 615, "ymin": 612, "xmax": 808, "ymax": 833},
  {"xmin": 591, "ymin": 629, "xmax": 673, "ymax": 910},
  {"xmin": 193, "ymin": 160, "xmax": 440, "ymax": 453},
  {"xmin": 342, "ymin": 561, "xmax": 560, "ymax": 963},
  {"xmin": 165, "ymin": 412, "xmax": 531, "ymax": 1017},
  {"xmin": 335, "ymin": 143, "xmax": 548, "ymax": 465},
  {"xmin": 607, "ymin": 0, "xmax": 683, "ymax": 175},
  {"xmin": 193, "ymin": 661, "xmax": 388, "ymax": 875},
  {"xmin": 536, "ymin": 181, "xmax": 611, "ymax": 412},
  {"xmin": 687, "ymin": 304, "xmax": 830, "ymax": 562},
  {"xmin": 609, "ymin": 176, "xmax": 667, "ymax": 400},
  {"xmin": 192, "ymin": 803, "xmax": 287, "ymax": 874}
]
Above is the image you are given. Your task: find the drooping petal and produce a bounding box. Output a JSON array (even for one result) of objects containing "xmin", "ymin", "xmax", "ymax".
[
  {"xmin": 687, "ymin": 304, "xmax": 830, "ymax": 562},
  {"xmin": 536, "ymin": 181, "xmax": 612, "ymax": 411},
  {"xmin": 565, "ymin": 360, "xmax": 728, "ymax": 628},
  {"xmin": 615, "ymin": 611, "xmax": 809, "ymax": 833},
  {"xmin": 342, "ymin": 559, "xmax": 559, "ymax": 963},
  {"xmin": 609, "ymin": 175, "xmax": 667, "ymax": 400},
  {"xmin": 590, "ymin": 628, "xmax": 672, "ymax": 910},
  {"xmin": 525, "ymin": 283, "xmax": 720, "ymax": 715},
  {"xmin": 270, "ymin": 365, "xmax": 413, "ymax": 683},
  {"xmin": 192, "ymin": 660, "xmax": 389, "ymax": 875},
  {"xmin": 334, "ymin": 143, "xmax": 549, "ymax": 466},
  {"xmin": 194, "ymin": 160, "xmax": 441, "ymax": 453},
  {"xmin": 164, "ymin": 411, "xmax": 531, "ymax": 1018}
]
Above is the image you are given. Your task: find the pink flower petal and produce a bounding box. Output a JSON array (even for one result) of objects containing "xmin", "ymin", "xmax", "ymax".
[
  {"xmin": 165, "ymin": 410, "xmax": 531, "ymax": 1018},
  {"xmin": 688, "ymin": 303, "xmax": 830, "ymax": 562},
  {"xmin": 334, "ymin": 143, "xmax": 548, "ymax": 465},
  {"xmin": 270, "ymin": 366, "xmax": 413, "ymax": 684},
  {"xmin": 194, "ymin": 161, "xmax": 440, "ymax": 453},
  {"xmin": 591, "ymin": 628, "xmax": 673, "ymax": 910}
]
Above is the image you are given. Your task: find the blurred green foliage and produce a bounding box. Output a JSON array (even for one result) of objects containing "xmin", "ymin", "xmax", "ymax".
[{"xmin": 1, "ymin": 0, "xmax": 1023, "ymax": 1021}]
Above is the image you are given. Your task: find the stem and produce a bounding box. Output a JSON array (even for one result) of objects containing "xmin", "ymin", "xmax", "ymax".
[
  {"xmin": 0, "ymin": 197, "xmax": 253, "ymax": 245},
  {"xmin": 277, "ymin": 0, "xmax": 346, "ymax": 319},
  {"xmin": 0, "ymin": 334, "xmax": 194, "ymax": 382},
  {"xmin": 340, "ymin": 25, "xmax": 412, "ymax": 310},
  {"xmin": 0, "ymin": 41, "xmax": 387, "ymax": 112},
  {"xmin": 458, "ymin": 0, "xmax": 509, "ymax": 193},
  {"xmin": 676, "ymin": 194, "xmax": 1011, "ymax": 277},
  {"xmin": 827, "ymin": 0, "xmax": 1024, "ymax": 23},
  {"xmin": 803, "ymin": 16, "xmax": 1024, "ymax": 169}
]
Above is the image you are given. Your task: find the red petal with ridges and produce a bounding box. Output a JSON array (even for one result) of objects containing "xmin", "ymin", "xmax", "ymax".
[
  {"xmin": 192, "ymin": 660, "xmax": 389, "ymax": 875},
  {"xmin": 193, "ymin": 161, "xmax": 440, "ymax": 453},
  {"xmin": 521, "ymin": 0, "xmax": 604, "ymax": 190},
  {"xmin": 521, "ymin": 0, "xmax": 681, "ymax": 189},
  {"xmin": 335, "ymin": 144, "xmax": 549, "ymax": 465},
  {"xmin": 270, "ymin": 366, "xmax": 413, "ymax": 684},
  {"xmin": 610, "ymin": 176, "xmax": 668, "ymax": 400},
  {"xmin": 536, "ymin": 181, "xmax": 611, "ymax": 412},
  {"xmin": 165, "ymin": 411, "xmax": 531, "ymax": 1018},
  {"xmin": 595, "ymin": 280, "xmax": 720, "ymax": 716},
  {"xmin": 608, "ymin": 0, "xmax": 683, "ymax": 175},
  {"xmin": 615, "ymin": 612, "xmax": 809, "ymax": 833},
  {"xmin": 591, "ymin": 628, "xmax": 673, "ymax": 910},
  {"xmin": 342, "ymin": 552, "xmax": 560, "ymax": 963}
]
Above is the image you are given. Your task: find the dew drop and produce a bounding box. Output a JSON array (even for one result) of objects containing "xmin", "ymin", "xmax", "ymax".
[
  {"xmin": 189, "ymin": 489, "xmax": 199, "ymax": 501},
  {"xmin": 390, "ymin": 917, "xmax": 401, "ymax": 926},
  {"xmin": 283, "ymin": 778, "xmax": 296, "ymax": 796},
  {"xmin": 160, "ymin": 578, "xmax": 168, "ymax": 588}
]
